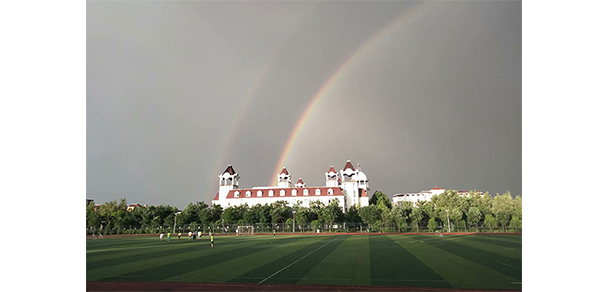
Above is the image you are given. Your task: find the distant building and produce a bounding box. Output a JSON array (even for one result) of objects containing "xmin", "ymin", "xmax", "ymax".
[
  {"xmin": 127, "ymin": 204, "xmax": 143, "ymax": 211},
  {"xmin": 212, "ymin": 160, "xmax": 370, "ymax": 212},
  {"xmin": 392, "ymin": 187, "xmax": 482, "ymax": 205}
]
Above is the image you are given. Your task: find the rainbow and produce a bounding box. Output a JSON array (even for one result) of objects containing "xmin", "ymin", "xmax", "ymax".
[
  {"xmin": 205, "ymin": 62, "xmax": 272, "ymax": 197},
  {"xmin": 269, "ymin": 3, "xmax": 432, "ymax": 186}
]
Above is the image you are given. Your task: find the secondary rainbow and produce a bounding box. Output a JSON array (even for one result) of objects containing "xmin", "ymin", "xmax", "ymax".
[{"xmin": 205, "ymin": 62, "xmax": 272, "ymax": 198}]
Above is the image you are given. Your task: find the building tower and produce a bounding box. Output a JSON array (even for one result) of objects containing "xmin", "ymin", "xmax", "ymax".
[
  {"xmin": 295, "ymin": 178, "xmax": 306, "ymax": 188},
  {"xmin": 277, "ymin": 167, "xmax": 292, "ymax": 188},
  {"xmin": 218, "ymin": 165, "xmax": 239, "ymax": 202},
  {"xmin": 339, "ymin": 160, "xmax": 369, "ymax": 208},
  {"xmin": 325, "ymin": 166, "xmax": 339, "ymax": 187}
]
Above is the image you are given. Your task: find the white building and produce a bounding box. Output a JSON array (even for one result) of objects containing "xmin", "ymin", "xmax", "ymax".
[
  {"xmin": 392, "ymin": 187, "xmax": 479, "ymax": 205},
  {"xmin": 212, "ymin": 160, "xmax": 370, "ymax": 212}
]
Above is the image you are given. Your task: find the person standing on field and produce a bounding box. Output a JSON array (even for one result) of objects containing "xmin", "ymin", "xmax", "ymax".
[
  {"xmin": 167, "ymin": 232, "xmax": 171, "ymax": 243},
  {"xmin": 210, "ymin": 234, "xmax": 214, "ymax": 248},
  {"xmin": 159, "ymin": 233, "xmax": 164, "ymax": 242}
]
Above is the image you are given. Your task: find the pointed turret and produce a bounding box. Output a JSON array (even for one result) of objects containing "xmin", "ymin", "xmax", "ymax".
[
  {"xmin": 277, "ymin": 167, "xmax": 292, "ymax": 188},
  {"xmin": 219, "ymin": 164, "xmax": 239, "ymax": 187},
  {"xmin": 343, "ymin": 160, "xmax": 355, "ymax": 171},
  {"xmin": 295, "ymin": 178, "xmax": 306, "ymax": 188},
  {"xmin": 325, "ymin": 165, "xmax": 339, "ymax": 187}
]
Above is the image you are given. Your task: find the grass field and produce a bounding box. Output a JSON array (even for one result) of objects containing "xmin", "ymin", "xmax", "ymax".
[{"xmin": 87, "ymin": 234, "xmax": 521, "ymax": 290}]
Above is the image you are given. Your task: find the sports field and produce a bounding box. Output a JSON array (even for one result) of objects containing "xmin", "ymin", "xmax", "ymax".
[{"xmin": 87, "ymin": 234, "xmax": 521, "ymax": 291}]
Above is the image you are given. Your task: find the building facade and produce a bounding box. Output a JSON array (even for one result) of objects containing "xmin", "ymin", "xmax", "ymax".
[
  {"xmin": 392, "ymin": 187, "xmax": 482, "ymax": 205},
  {"xmin": 212, "ymin": 160, "xmax": 370, "ymax": 212}
]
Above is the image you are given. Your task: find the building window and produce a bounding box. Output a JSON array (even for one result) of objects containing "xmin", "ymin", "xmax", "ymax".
[
  {"xmin": 315, "ymin": 189, "xmax": 321, "ymax": 196},
  {"xmin": 280, "ymin": 190, "xmax": 286, "ymax": 196},
  {"xmin": 246, "ymin": 191, "xmax": 251, "ymax": 197},
  {"xmin": 304, "ymin": 189, "xmax": 309, "ymax": 196},
  {"xmin": 234, "ymin": 191, "xmax": 240, "ymax": 197},
  {"xmin": 269, "ymin": 190, "xmax": 274, "ymax": 197},
  {"xmin": 257, "ymin": 190, "xmax": 262, "ymax": 197},
  {"xmin": 292, "ymin": 189, "xmax": 297, "ymax": 196},
  {"xmin": 328, "ymin": 188, "xmax": 333, "ymax": 195}
]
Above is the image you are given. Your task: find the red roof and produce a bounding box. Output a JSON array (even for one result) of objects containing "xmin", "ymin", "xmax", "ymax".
[
  {"xmin": 328, "ymin": 166, "xmax": 336, "ymax": 173},
  {"xmin": 359, "ymin": 189, "xmax": 368, "ymax": 197},
  {"xmin": 213, "ymin": 192, "xmax": 219, "ymax": 200},
  {"xmin": 431, "ymin": 187, "xmax": 444, "ymax": 190},
  {"xmin": 280, "ymin": 167, "xmax": 289, "ymax": 175},
  {"xmin": 223, "ymin": 165, "xmax": 236, "ymax": 175},
  {"xmin": 224, "ymin": 187, "xmax": 343, "ymax": 199},
  {"xmin": 343, "ymin": 160, "xmax": 355, "ymax": 171},
  {"xmin": 297, "ymin": 178, "xmax": 304, "ymax": 184}
]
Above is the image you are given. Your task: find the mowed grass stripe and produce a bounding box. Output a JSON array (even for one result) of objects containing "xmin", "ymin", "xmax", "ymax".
[
  {"xmin": 451, "ymin": 236, "xmax": 521, "ymax": 260},
  {"xmin": 86, "ymin": 237, "xmax": 163, "ymax": 254},
  {"xmin": 87, "ymin": 240, "xmax": 208, "ymax": 268},
  {"xmin": 87, "ymin": 236, "xmax": 252, "ymax": 264},
  {"xmin": 168, "ymin": 235, "xmax": 327, "ymax": 283},
  {"xmin": 297, "ymin": 235, "xmax": 371, "ymax": 286},
  {"xmin": 87, "ymin": 237, "xmax": 256, "ymax": 269},
  {"xmin": 369, "ymin": 235, "xmax": 451, "ymax": 288},
  {"xmin": 474, "ymin": 234, "xmax": 522, "ymax": 244},
  {"xmin": 461, "ymin": 235, "xmax": 522, "ymax": 249},
  {"xmin": 391, "ymin": 235, "xmax": 520, "ymax": 290},
  {"xmin": 229, "ymin": 236, "xmax": 346, "ymax": 285},
  {"xmin": 410, "ymin": 235, "xmax": 522, "ymax": 280},
  {"xmin": 88, "ymin": 236, "xmax": 296, "ymax": 282}
]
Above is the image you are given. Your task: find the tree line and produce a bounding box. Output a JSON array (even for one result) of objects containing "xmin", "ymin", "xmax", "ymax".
[{"xmin": 86, "ymin": 190, "xmax": 521, "ymax": 234}]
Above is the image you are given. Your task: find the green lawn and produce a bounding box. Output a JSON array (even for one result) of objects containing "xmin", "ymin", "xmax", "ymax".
[{"xmin": 87, "ymin": 234, "xmax": 521, "ymax": 290}]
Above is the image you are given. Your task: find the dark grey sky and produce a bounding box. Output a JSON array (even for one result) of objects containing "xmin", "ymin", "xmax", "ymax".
[{"xmin": 87, "ymin": 0, "xmax": 521, "ymax": 208}]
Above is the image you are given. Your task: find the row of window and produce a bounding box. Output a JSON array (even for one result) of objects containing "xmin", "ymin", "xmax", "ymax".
[{"xmin": 234, "ymin": 188, "xmax": 335, "ymax": 198}]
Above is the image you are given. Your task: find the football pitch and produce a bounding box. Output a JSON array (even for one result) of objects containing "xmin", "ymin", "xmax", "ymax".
[{"xmin": 87, "ymin": 234, "xmax": 521, "ymax": 290}]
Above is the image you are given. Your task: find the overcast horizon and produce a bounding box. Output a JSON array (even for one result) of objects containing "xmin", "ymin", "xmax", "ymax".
[{"xmin": 87, "ymin": 1, "xmax": 521, "ymax": 208}]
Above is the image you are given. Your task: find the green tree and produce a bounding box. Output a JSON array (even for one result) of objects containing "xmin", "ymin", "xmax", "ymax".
[
  {"xmin": 389, "ymin": 203, "xmax": 408, "ymax": 232},
  {"xmin": 409, "ymin": 206, "xmax": 423, "ymax": 232},
  {"xmin": 311, "ymin": 219, "xmax": 321, "ymax": 231},
  {"xmin": 209, "ymin": 204, "xmax": 223, "ymax": 223},
  {"xmin": 483, "ymin": 214, "xmax": 497, "ymax": 232},
  {"xmin": 252, "ymin": 204, "xmax": 270, "ymax": 224},
  {"xmin": 457, "ymin": 220, "xmax": 466, "ymax": 232},
  {"xmin": 427, "ymin": 218, "xmax": 438, "ymax": 231},
  {"xmin": 242, "ymin": 206, "xmax": 256, "ymax": 224},
  {"xmin": 370, "ymin": 190, "xmax": 392, "ymax": 209},
  {"xmin": 509, "ymin": 216, "xmax": 522, "ymax": 231},
  {"xmin": 322, "ymin": 199, "xmax": 342, "ymax": 232},
  {"xmin": 344, "ymin": 205, "xmax": 362, "ymax": 223},
  {"xmin": 308, "ymin": 200, "xmax": 324, "ymax": 221},
  {"xmin": 359, "ymin": 205, "xmax": 381, "ymax": 229},
  {"xmin": 270, "ymin": 201, "xmax": 290, "ymax": 224},
  {"xmin": 492, "ymin": 192, "xmax": 514, "ymax": 231},
  {"xmin": 466, "ymin": 206, "xmax": 482, "ymax": 232},
  {"xmin": 449, "ymin": 208, "xmax": 463, "ymax": 232},
  {"xmin": 294, "ymin": 207, "xmax": 309, "ymax": 232}
]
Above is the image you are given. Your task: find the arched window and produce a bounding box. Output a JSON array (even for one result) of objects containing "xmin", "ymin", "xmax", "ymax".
[
  {"xmin": 246, "ymin": 191, "xmax": 251, "ymax": 197},
  {"xmin": 327, "ymin": 188, "xmax": 333, "ymax": 195},
  {"xmin": 315, "ymin": 189, "xmax": 321, "ymax": 196},
  {"xmin": 304, "ymin": 189, "xmax": 309, "ymax": 196},
  {"xmin": 234, "ymin": 191, "xmax": 240, "ymax": 197},
  {"xmin": 269, "ymin": 190, "xmax": 274, "ymax": 197},
  {"xmin": 257, "ymin": 190, "xmax": 263, "ymax": 197},
  {"xmin": 292, "ymin": 189, "xmax": 297, "ymax": 196},
  {"xmin": 280, "ymin": 190, "xmax": 286, "ymax": 196}
]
